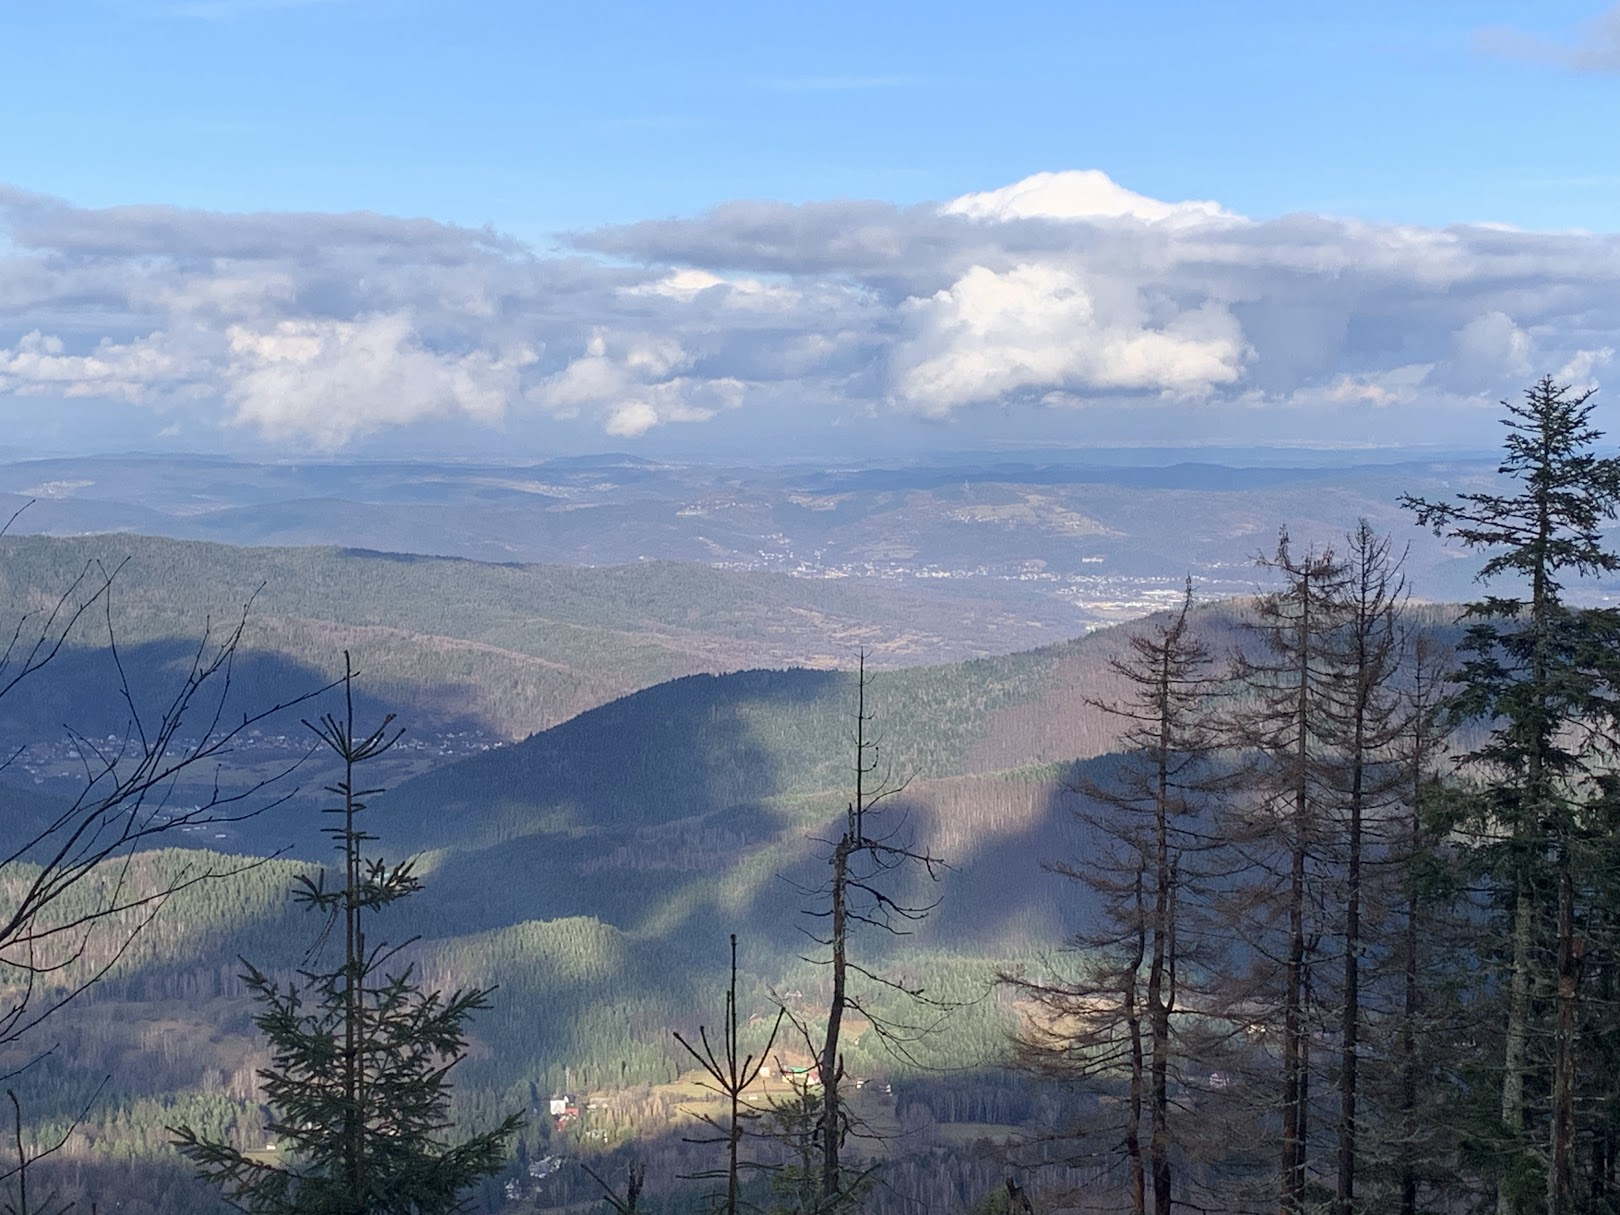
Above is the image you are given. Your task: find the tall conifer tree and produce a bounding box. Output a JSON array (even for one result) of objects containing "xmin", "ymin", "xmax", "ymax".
[
  {"xmin": 1226, "ymin": 532, "xmax": 1348, "ymax": 1215},
  {"xmin": 1321, "ymin": 522, "xmax": 1408, "ymax": 1215},
  {"xmin": 1403, "ymin": 375, "xmax": 1620, "ymax": 1215}
]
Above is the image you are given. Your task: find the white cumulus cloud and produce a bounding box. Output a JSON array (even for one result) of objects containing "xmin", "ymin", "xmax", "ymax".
[
  {"xmin": 529, "ymin": 330, "xmax": 742, "ymax": 437},
  {"xmin": 0, "ymin": 330, "xmax": 206, "ymax": 402},
  {"xmin": 3, "ymin": 170, "xmax": 1620, "ymax": 451},
  {"xmin": 891, "ymin": 262, "xmax": 1247, "ymax": 414},
  {"xmin": 224, "ymin": 314, "xmax": 536, "ymax": 448}
]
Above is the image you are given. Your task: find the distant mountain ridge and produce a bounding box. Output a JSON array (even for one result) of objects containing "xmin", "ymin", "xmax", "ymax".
[{"xmin": 0, "ymin": 451, "xmax": 1577, "ymax": 620}]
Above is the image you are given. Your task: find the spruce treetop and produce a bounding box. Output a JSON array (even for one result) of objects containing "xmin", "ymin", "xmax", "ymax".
[{"xmin": 1402, "ymin": 375, "xmax": 1620, "ymax": 599}]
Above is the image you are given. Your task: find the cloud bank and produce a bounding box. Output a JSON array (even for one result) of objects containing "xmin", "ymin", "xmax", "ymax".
[{"xmin": 2, "ymin": 170, "xmax": 1618, "ymax": 451}]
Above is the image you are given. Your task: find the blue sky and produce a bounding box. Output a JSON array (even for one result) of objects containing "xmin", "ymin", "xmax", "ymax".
[
  {"xmin": 6, "ymin": 0, "xmax": 1618, "ymax": 235},
  {"xmin": 1, "ymin": 1, "xmax": 1618, "ymax": 459}
]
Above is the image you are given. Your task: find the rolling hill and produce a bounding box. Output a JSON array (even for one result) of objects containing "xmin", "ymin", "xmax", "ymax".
[
  {"xmin": 0, "ymin": 590, "xmax": 1468, "ymax": 1213},
  {"xmin": 1, "ymin": 601, "xmax": 1223, "ymax": 1104},
  {"xmin": 0, "ymin": 532, "xmax": 1084, "ymax": 753},
  {"xmin": 2, "ymin": 604, "xmax": 1207, "ymax": 1195},
  {"xmin": 0, "ymin": 450, "xmax": 1574, "ymax": 625}
]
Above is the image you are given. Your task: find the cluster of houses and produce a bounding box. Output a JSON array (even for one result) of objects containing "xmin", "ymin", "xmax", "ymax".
[
  {"xmin": 503, "ymin": 1154, "xmax": 564, "ymax": 1204},
  {"xmin": 547, "ymin": 1094, "xmax": 581, "ymax": 1128}
]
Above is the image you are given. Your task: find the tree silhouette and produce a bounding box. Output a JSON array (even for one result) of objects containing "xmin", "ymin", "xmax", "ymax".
[
  {"xmin": 1321, "ymin": 522, "xmax": 1409, "ymax": 1215},
  {"xmin": 672, "ymin": 934, "xmax": 783, "ymax": 1215},
  {"xmin": 1225, "ymin": 531, "xmax": 1349, "ymax": 1215},
  {"xmin": 789, "ymin": 653, "xmax": 948, "ymax": 1212},
  {"xmin": 173, "ymin": 655, "xmax": 520, "ymax": 1214},
  {"xmin": 0, "ymin": 528, "xmax": 330, "ymax": 1210},
  {"xmin": 1002, "ymin": 586, "xmax": 1229, "ymax": 1215},
  {"xmin": 1, "ymin": 557, "xmax": 324, "ymax": 1058}
]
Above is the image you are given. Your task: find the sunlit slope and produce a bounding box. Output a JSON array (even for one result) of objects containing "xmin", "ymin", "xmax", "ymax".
[
  {"xmin": 365, "ymin": 610, "xmax": 1249, "ymax": 949},
  {"xmin": 2, "ymin": 595, "xmax": 1478, "ymax": 1201},
  {"xmin": 374, "ymin": 653, "xmax": 1069, "ymax": 851},
  {"xmin": 372, "ymin": 600, "xmax": 1251, "ymax": 848}
]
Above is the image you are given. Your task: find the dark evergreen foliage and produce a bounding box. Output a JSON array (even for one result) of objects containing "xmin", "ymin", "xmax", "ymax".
[
  {"xmin": 172, "ymin": 659, "xmax": 520, "ymax": 1214},
  {"xmin": 1404, "ymin": 375, "xmax": 1620, "ymax": 1215}
]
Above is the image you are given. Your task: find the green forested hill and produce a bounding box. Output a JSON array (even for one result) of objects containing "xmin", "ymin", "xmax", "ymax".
[
  {"xmin": 2, "ymin": 604, "xmax": 1173, "ymax": 1202},
  {"xmin": 378, "ymin": 653, "xmax": 1061, "ymax": 846},
  {"xmin": 368, "ymin": 597, "xmax": 1246, "ymax": 858},
  {"xmin": 8, "ymin": 596, "xmax": 1413, "ymax": 1213},
  {"xmin": 0, "ymin": 533, "xmax": 1079, "ymax": 741}
]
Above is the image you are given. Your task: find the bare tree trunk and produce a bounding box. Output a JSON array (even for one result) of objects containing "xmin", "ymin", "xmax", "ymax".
[
  {"xmin": 1280, "ymin": 576, "xmax": 1313, "ymax": 1215},
  {"xmin": 1281, "ymin": 808, "xmax": 1307, "ymax": 1215},
  {"xmin": 817, "ymin": 655, "xmax": 869, "ymax": 1207},
  {"xmin": 1333, "ymin": 520, "xmax": 1402, "ymax": 1215},
  {"xmin": 1393, "ymin": 633, "xmax": 1445, "ymax": 1215},
  {"xmin": 1148, "ymin": 704, "xmax": 1175, "ymax": 1215},
  {"xmin": 727, "ymin": 943, "xmax": 742, "ymax": 1215},
  {"xmin": 1126, "ymin": 866, "xmax": 1147, "ymax": 1215},
  {"xmin": 1009, "ymin": 588, "xmax": 1218, "ymax": 1213},
  {"xmin": 1301, "ymin": 953, "xmax": 1314, "ymax": 1209},
  {"xmin": 1551, "ymin": 866, "xmax": 1578, "ymax": 1215},
  {"xmin": 1337, "ymin": 761, "xmax": 1361, "ymax": 1215},
  {"xmin": 1593, "ymin": 958, "xmax": 1619, "ymax": 1213},
  {"xmin": 1399, "ymin": 884, "xmax": 1419, "ymax": 1215},
  {"xmin": 1228, "ymin": 536, "xmax": 1347, "ymax": 1215},
  {"xmin": 820, "ymin": 833, "xmax": 849, "ymax": 1206},
  {"xmin": 807, "ymin": 651, "xmax": 943, "ymax": 1211},
  {"xmin": 1151, "ymin": 879, "xmax": 1176, "ymax": 1215},
  {"xmin": 1499, "ymin": 885, "xmax": 1533, "ymax": 1215},
  {"xmin": 1398, "ymin": 760, "xmax": 1423, "ymax": 1215}
]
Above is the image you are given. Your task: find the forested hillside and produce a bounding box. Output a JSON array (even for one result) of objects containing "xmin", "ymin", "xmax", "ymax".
[
  {"xmin": 0, "ymin": 578, "xmax": 1462, "ymax": 1215},
  {"xmin": 10, "ymin": 385, "xmax": 1620, "ymax": 1215},
  {"xmin": 0, "ymin": 589, "xmax": 1232, "ymax": 1212},
  {"xmin": 0, "ymin": 577, "xmax": 1475, "ymax": 1215},
  {"xmin": 0, "ymin": 532, "xmax": 1073, "ymax": 742}
]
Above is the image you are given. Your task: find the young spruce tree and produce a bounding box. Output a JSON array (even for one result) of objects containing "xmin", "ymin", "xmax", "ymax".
[
  {"xmin": 672, "ymin": 933, "xmax": 783, "ymax": 1215},
  {"xmin": 173, "ymin": 656, "xmax": 521, "ymax": 1214}
]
